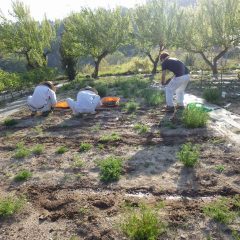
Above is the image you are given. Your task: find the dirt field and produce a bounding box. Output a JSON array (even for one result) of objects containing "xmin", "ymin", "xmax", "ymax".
[{"xmin": 0, "ymin": 79, "xmax": 239, "ymax": 240}]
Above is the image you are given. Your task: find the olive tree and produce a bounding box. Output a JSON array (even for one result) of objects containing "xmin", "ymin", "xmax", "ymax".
[
  {"xmin": 178, "ymin": 0, "xmax": 240, "ymax": 76},
  {"xmin": 0, "ymin": 1, "xmax": 55, "ymax": 70},
  {"xmin": 61, "ymin": 7, "xmax": 130, "ymax": 78},
  {"xmin": 131, "ymin": 0, "xmax": 180, "ymax": 74}
]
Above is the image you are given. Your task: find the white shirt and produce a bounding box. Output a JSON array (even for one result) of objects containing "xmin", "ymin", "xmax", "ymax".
[
  {"xmin": 27, "ymin": 85, "xmax": 57, "ymax": 108},
  {"xmin": 75, "ymin": 90, "xmax": 101, "ymax": 113}
]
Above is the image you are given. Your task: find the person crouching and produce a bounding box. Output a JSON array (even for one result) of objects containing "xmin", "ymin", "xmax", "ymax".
[
  {"xmin": 27, "ymin": 81, "xmax": 57, "ymax": 116},
  {"xmin": 66, "ymin": 86, "xmax": 101, "ymax": 115}
]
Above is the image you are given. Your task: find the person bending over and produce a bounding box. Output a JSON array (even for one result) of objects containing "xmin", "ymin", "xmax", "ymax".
[
  {"xmin": 67, "ymin": 86, "xmax": 101, "ymax": 115},
  {"xmin": 27, "ymin": 81, "xmax": 57, "ymax": 116},
  {"xmin": 160, "ymin": 52, "xmax": 190, "ymax": 113}
]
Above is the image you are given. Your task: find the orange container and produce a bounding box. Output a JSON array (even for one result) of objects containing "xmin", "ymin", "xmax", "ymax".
[
  {"xmin": 55, "ymin": 100, "xmax": 69, "ymax": 109},
  {"xmin": 101, "ymin": 97, "xmax": 120, "ymax": 107}
]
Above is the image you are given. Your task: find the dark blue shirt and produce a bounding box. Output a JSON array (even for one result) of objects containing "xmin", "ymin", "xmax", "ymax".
[{"xmin": 162, "ymin": 58, "xmax": 189, "ymax": 77}]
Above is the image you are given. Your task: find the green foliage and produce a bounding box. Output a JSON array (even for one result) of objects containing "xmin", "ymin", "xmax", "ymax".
[
  {"xmin": 0, "ymin": 2, "xmax": 56, "ymax": 69},
  {"xmin": 203, "ymin": 88, "xmax": 221, "ymax": 104},
  {"xmin": 32, "ymin": 144, "xmax": 44, "ymax": 155},
  {"xmin": 14, "ymin": 170, "xmax": 32, "ymax": 181},
  {"xmin": 143, "ymin": 89, "xmax": 164, "ymax": 106},
  {"xmin": 56, "ymin": 146, "xmax": 68, "ymax": 154},
  {"xmin": 134, "ymin": 123, "xmax": 149, "ymax": 134},
  {"xmin": 79, "ymin": 142, "xmax": 92, "ymax": 152},
  {"xmin": 99, "ymin": 133, "xmax": 121, "ymax": 143},
  {"xmin": 177, "ymin": 143, "xmax": 199, "ymax": 167},
  {"xmin": 126, "ymin": 101, "xmax": 139, "ymax": 113},
  {"xmin": 0, "ymin": 195, "xmax": 25, "ymax": 217},
  {"xmin": 215, "ymin": 165, "xmax": 225, "ymax": 173},
  {"xmin": 203, "ymin": 198, "xmax": 236, "ymax": 224},
  {"xmin": 3, "ymin": 118, "xmax": 18, "ymax": 126},
  {"xmin": 99, "ymin": 156, "xmax": 123, "ymax": 182},
  {"xmin": 62, "ymin": 7, "xmax": 130, "ymax": 78},
  {"xmin": 0, "ymin": 68, "xmax": 57, "ymax": 95},
  {"xmin": 13, "ymin": 143, "xmax": 30, "ymax": 159},
  {"xmin": 132, "ymin": 1, "xmax": 179, "ymax": 73},
  {"xmin": 179, "ymin": 0, "xmax": 240, "ymax": 74},
  {"xmin": 121, "ymin": 204, "xmax": 166, "ymax": 240},
  {"xmin": 95, "ymin": 83, "xmax": 108, "ymax": 97},
  {"xmin": 182, "ymin": 106, "xmax": 209, "ymax": 128}
]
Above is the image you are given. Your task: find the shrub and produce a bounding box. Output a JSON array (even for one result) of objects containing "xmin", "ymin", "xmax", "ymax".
[
  {"xmin": 0, "ymin": 195, "xmax": 25, "ymax": 217},
  {"xmin": 72, "ymin": 155, "xmax": 85, "ymax": 168},
  {"xmin": 203, "ymin": 88, "xmax": 221, "ymax": 104},
  {"xmin": 32, "ymin": 144, "xmax": 44, "ymax": 155},
  {"xmin": 133, "ymin": 123, "xmax": 149, "ymax": 134},
  {"xmin": 121, "ymin": 204, "xmax": 166, "ymax": 240},
  {"xmin": 13, "ymin": 143, "xmax": 30, "ymax": 159},
  {"xmin": 143, "ymin": 89, "xmax": 164, "ymax": 106},
  {"xmin": 3, "ymin": 118, "xmax": 18, "ymax": 126},
  {"xmin": 95, "ymin": 83, "xmax": 108, "ymax": 97},
  {"xmin": 99, "ymin": 156, "xmax": 123, "ymax": 182},
  {"xmin": 177, "ymin": 143, "xmax": 199, "ymax": 167},
  {"xmin": 56, "ymin": 146, "xmax": 68, "ymax": 154},
  {"xmin": 126, "ymin": 101, "xmax": 139, "ymax": 113},
  {"xmin": 14, "ymin": 170, "xmax": 32, "ymax": 181},
  {"xmin": 182, "ymin": 106, "xmax": 209, "ymax": 128},
  {"xmin": 203, "ymin": 198, "xmax": 236, "ymax": 224},
  {"xmin": 99, "ymin": 133, "xmax": 121, "ymax": 143},
  {"xmin": 79, "ymin": 142, "xmax": 92, "ymax": 152}
]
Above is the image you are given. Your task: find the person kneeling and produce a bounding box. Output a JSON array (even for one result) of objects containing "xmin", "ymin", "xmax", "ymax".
[
  {"xmin": 67, "ymin": 86, "xmax": 101, "ymax": 115},
  {"xmin": 27, "ymin": 81, "xmax": 57, "ymax": 116}
]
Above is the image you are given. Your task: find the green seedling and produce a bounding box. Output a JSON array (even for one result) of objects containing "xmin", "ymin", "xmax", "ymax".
[
  {"xmin": 99, "ymin": 156, "xmax": 123, "ymax": 182},
  {"xmin": 133, "ymin": 123, "xmax": 149, "ymax": 134},
  {"xmin": 99, "ymin": 133, "xmax": 121, "ymax": 143},
  {"xmin": 121, "ymin": 204, "xmax": 166, "ymax": 240},
  {"xmin": 0, "ymin": 195, "xmax": 26, "ymax": 217},
  {"xmin": 56, "ymin": 146, "xmax": 68, "ymax": 154},
  {"xmin": 79, "ymin": 142, "xmax": 92, "ymax": 152},
  {"xmin": 14, "ymin": 170, "xmax": 32, "ymax": 182},
  {"xmin": 177, "ymin": 143, "xmax": 199, "ymax": 167},
  {"xmin": 32, "ymin": 144, "xmax": 44, "ymax": 155}
]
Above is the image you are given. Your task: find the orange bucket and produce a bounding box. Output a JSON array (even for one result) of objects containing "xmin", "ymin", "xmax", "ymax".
[
  {"xmin": 101, "ymin": 97, "xmax": 120, "ymax": 107},
  {"xmin": 55, "ymin": 100, "xmax": 69, "ymax": 109}
]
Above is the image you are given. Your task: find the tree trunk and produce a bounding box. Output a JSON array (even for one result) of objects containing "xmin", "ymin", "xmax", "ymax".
[
  {"xmin": 92, "ymin": 59, "xmax": 100, "ymax": 79},
  {"xmin": 146, "ymin": 53, "xmax": 160, "ymax": 75},
  {"xmin": 25, "ymin": 53, "xmax": 35, "ymax": 70},
  {"xmin": 199, "ymin": 47, "xmax": 228, "ymax": 77},
  {"xmin": 151, "ymin": 60, "xmax": 159, "ymax": 74},
  {"xmin": 92, "ymin": 51, "xmax": 108, "ymax": 79}
]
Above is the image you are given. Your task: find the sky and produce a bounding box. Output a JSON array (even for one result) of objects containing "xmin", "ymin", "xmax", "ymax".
[{"xmin": 0, "ymin": 0, "xmax": 146, "ymax": 21}]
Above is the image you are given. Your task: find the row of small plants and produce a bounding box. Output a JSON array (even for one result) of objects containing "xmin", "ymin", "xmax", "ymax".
[{"xmin": 1, "ymin": 194, "xmax": 239, "ymax": 240}]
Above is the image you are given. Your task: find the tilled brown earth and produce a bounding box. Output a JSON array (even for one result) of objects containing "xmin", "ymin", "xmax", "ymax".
[{"xmin": 0, "ymin": 106, "xmax": 239, "ymax": 240}]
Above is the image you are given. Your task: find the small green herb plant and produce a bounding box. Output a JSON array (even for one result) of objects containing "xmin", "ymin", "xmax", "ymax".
[{"xmin": 177, "ymin": 143, "xmax": 199, "ymax": 167}]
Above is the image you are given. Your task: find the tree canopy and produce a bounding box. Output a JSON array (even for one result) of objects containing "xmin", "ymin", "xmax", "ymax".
[
  {"xmin": 0, "ymin": 1, "xmax": 56, "ymax": 70},
  {"xmin": 178, "ymin": 0, "xmax": 240, "ymax": 75},
  {"xmin": 131, "ymin": 0, "xmax": 181, "ymax": 74},
  {"xmin": 61, "ymin": 7, "xmax": 130, "ymax": 78}
]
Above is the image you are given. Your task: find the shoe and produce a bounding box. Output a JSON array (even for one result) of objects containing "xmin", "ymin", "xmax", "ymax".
[
  {"xmin": 31, "ymin": 111, "xmax": 37, "ymax": 117},
  {"xmin": 42, "ymin": 111, "xmax": 51, "ymax": 117},
  {"xmin": 161, "ymin": 106, "xmax": 175, "ymax": 113}
]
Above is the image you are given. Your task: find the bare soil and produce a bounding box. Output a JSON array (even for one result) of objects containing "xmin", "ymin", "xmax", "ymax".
[{"xmin": 0, "ymin": 98, "xmax": 239, "ymax": 239}]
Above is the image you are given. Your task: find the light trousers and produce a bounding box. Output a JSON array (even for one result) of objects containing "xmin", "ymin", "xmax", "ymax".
[{"xmin": 165, "ymin": 74, "xmax": 190, "ymax": 107}]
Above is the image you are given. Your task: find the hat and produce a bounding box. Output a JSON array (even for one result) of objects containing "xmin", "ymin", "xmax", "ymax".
[
  {"xmin": 82, "ymin": 86, "xmax": 98, "ymax": 94},
  {"xmin": 160, "ymin": 52, "xmax": 170, "ymax": 61},
  {"xmin": 42, "ymin": 81, "xmax": 56, "ymax": 92}
]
